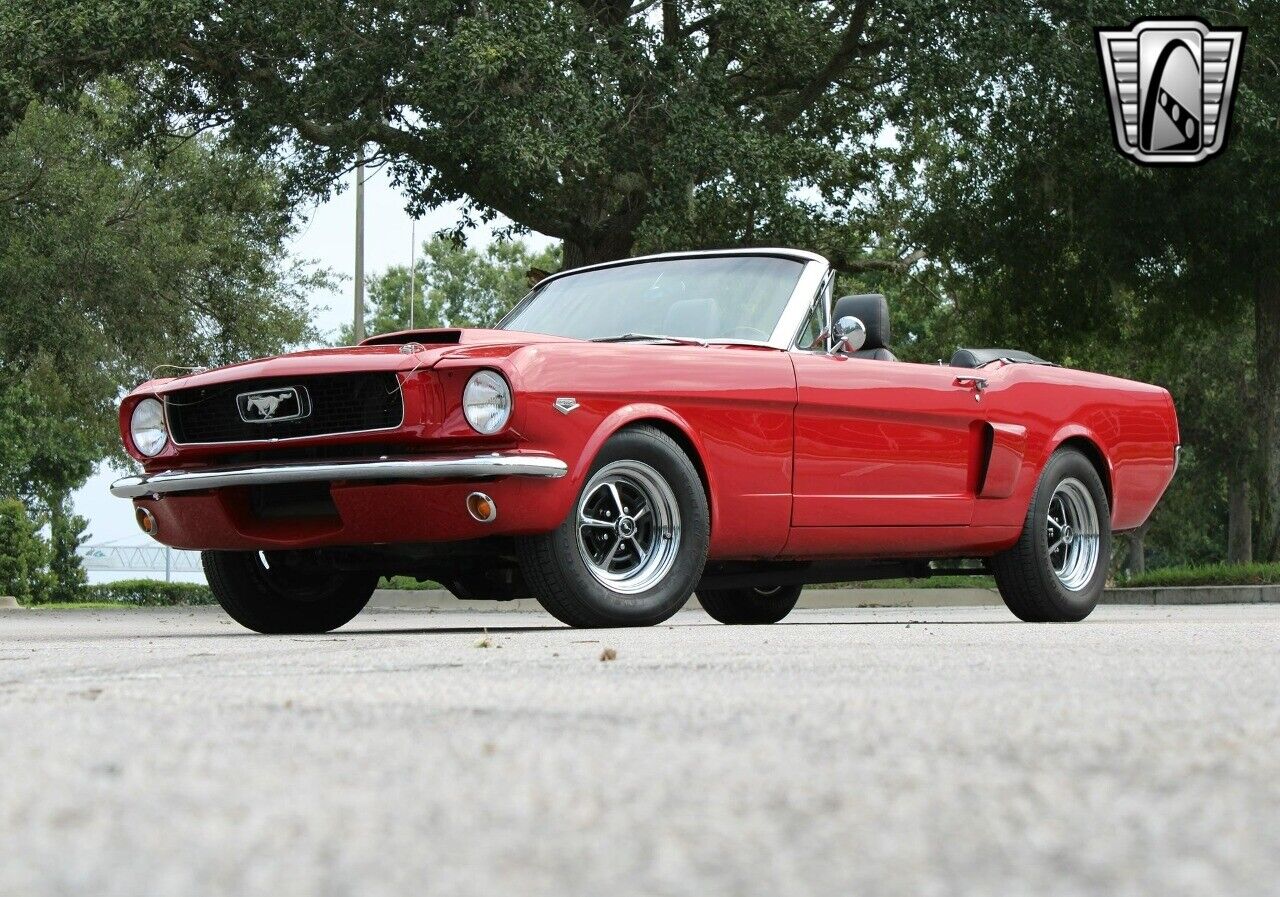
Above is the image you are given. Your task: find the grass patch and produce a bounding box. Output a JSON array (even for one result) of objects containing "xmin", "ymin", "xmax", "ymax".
[
  {"xmin": 821, "ymin": 575, "xmax": 996, "ymax": 589},
  {"xmin": 378, "ymin": 576, "xmax": 443, "ymax": 590},
  {"xmin": 29, "ymin": 602, "xmax": 143, "ymax": 610},
  {"xmin": 1116, "ymin": 562, "xmax": 1280, "ymax": 588}
]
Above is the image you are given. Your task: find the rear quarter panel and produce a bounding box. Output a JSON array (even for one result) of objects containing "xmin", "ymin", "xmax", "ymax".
[{"xmin": 978, "ymin": 364, "xmax": 1179, "ymax": 532}]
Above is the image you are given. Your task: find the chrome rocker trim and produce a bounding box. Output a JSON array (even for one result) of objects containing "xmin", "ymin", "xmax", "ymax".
[{"xmin": 111, "ymin": 454, "xmax": 569, "ymax": 499}]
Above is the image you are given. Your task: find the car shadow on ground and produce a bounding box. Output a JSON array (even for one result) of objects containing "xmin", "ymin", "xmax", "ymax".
[
  {"xmin": 298, "ymin": 617, "xmax": 1026, "ymax": 637},
  {"xmin": 42, "ymin": 617, "xmax": 1030, "ymax": 642}
]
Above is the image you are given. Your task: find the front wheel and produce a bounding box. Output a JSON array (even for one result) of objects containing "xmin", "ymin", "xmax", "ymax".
[
  {"xmin": 696, "ymin": 585, "xmax": 802, "ymax": 625},
  {"xmin": 992, "ymin": 448, "xmax": 1111, "ymax": 622},
  {"xmin": 517, "ymin": 426, "xmax": 710, "ymax": 628},
  {"xmin": 202, "ymin": 551, "xmax": 376, "ymax": 634}
]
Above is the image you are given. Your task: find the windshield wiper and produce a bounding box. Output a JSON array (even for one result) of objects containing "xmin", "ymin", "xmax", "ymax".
[{"xmin": 589, "ymin": 333, "xmax": 707, "ymax": 347}]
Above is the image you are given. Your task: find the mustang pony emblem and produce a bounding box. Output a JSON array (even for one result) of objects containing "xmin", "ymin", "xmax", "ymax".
[
  {"xmin": 236, "ymin": 387, "xmax": 309, "ymax": 423},
  {"xmin": 246, "ymin": 393, "xmax": 291, "ymax": 418}
]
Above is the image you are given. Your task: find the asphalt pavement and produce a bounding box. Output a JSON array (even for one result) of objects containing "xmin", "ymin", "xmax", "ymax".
[{"xmin": 0, "ymin": 604, "xmax": 1276, "ymax": 897}]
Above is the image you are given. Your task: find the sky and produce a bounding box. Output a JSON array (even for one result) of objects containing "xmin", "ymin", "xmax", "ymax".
[{"xmin": 72, "ymin": 166, "xmax": 552, "ymax": 575}]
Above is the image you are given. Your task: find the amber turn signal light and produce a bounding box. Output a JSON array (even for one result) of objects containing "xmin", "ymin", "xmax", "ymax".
[
  {"xmin": 466, "ymin": 492, "xmax": 497, "ymax": 523},
  {"xmin": 135, "ymin": 506, "xmax": 158, "ymax": 536}
]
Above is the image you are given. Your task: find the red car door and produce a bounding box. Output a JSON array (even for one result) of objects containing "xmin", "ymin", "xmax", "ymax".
[{"xmin": 790, "ymin": 354, "xmax": 987, "ymax": 526}]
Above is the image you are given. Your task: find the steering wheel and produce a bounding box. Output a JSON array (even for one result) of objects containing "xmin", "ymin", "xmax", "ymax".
[{"xmin": 726, "ymin": 325, "xmax": 770, "ymax": 340}]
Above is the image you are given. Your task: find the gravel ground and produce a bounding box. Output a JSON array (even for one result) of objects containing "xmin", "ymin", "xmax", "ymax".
[{"xmin": 0, "ymin": 604, "xmax": 1276, "ymax": 897}]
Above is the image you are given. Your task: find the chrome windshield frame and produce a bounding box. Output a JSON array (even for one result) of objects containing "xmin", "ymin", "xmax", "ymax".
[{"xmin": 496, "ymin": 248, "xmax": 833, "ymax": 351}]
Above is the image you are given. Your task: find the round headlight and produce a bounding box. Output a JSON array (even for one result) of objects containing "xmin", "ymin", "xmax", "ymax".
[
  {"xmin": 130, "ymin": 398, "xmax": 169, "ymax": 457},
  {"xmin": 462, "ymin": 370, "xmax": 513, "ymax": 435}
]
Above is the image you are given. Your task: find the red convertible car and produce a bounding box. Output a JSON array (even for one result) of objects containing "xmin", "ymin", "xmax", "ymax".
[{"xmin": 113, "ymin": 249, "xmax": 1179, "ymax": 633}]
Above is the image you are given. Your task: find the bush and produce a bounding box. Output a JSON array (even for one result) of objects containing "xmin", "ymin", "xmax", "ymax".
[
  {"xmin": 84, "ymin": 580, "xmax": 216, "ymax": 607},
  {"xmin": 1116, "ymin": 562, "xmax": 1280, "ymax": 588},
  {"xmin": 0, "ymin": 497, "xmax": 51, "ymax": 603}
]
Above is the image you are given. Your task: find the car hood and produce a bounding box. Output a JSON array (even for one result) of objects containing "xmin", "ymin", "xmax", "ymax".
[{"xmin": 138, "ymin": 329, "xmax": 573, "ymax": 394}]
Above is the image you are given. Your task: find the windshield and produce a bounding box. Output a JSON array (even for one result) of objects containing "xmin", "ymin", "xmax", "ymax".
[{"xmin": 499, "ymin": 255, "xmax": 806, "ymax": 342}]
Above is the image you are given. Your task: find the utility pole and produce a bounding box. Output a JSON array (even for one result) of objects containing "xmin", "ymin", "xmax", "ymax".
[
  {"xmin": 353, "ymin": 152, "xmax": 366, "ymax": 343},
  {"xmin": 408, "ymin": 219, "xmax": 417, "ymax": 330}
]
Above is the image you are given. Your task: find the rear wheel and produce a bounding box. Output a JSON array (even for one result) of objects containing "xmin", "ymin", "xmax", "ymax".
[
  {"xmin": 992, "ymin": 448, "xmax": 1111, "ymax": 622},
  {"xmin": 202, "ymin": 550, "xmax": 376, "ymax": 634},
  {"xmin": 696, "ymin": 584, "xmax": 802, "ymax": 625},
  {"xmin": 517, "ymin": 426, "xmax": 710, "ymax": 628}
]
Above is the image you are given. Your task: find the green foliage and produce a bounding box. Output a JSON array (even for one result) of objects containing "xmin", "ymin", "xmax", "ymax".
[
  {"xmin": 886, "ymin": 1, "xmax": 1277, "ymax": 565},
  {"xmin": 0, "ymin": 497, "xmax": 51, "ymax": 603},
  {"xmin": 19, "ymin": 577, "xmax": 213, "ymax": 608},
  {"xmin": 378, "ymin": 576, "xmax": 443, "ymax": 591},
  {"xmin": 343, "ymin": 238, "xmax": 560, "ymax": 343},
  {"xmin": 0, "ymin": 85, "xmax": 321, "ymax": 506},
  {"xmin": 1117, "ymin": 563, "xmax": 1280, "ymax": 589},
  {"xmin": 0, "ymin": 1, "xmax": 960, "ymax": 265},
  {"xmin": 48, "ymin": 498, "xmax": 90, "ymax": 603},
  {"xmin": 79, "ymin": 580, "xmax": 216, "ymax": 607}
]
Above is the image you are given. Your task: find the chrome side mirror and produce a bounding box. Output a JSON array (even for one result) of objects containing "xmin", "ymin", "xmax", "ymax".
[{"xmin": 829, "ymin": 316, "xmax": 866, "ymax": 355}]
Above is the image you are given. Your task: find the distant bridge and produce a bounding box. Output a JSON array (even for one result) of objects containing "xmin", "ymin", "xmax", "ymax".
[{"xmin": 79, "ymin": 545, "xmax": 202, "ymax": 580}]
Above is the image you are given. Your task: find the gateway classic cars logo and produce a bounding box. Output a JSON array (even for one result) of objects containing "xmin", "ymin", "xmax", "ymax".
[{"xmin": 1095, "ymin": 17, "xmax": 1246, "ymax": 165}]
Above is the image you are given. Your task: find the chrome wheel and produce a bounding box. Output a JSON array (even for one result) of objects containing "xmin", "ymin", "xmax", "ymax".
[
  {"xmin": 1046, "ymin": 477, "xmax": 1101, "ymax": 591},
  {"xmin": 576, "ymin": 460, "xmax": 682, "ymax": 594}
]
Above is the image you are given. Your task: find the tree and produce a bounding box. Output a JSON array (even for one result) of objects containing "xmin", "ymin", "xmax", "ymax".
[
  {"xmin": 2, "ymin": 1, "xmax": 955, "ymax": 268},
  {"xmin": 0, "ymin": 85, "xmax": 321, "ymax": 507},
  {"xmin": 891, "ymin": 1, "xmax": 1277, "ymax": 561},
  {"xmin": 0, "ymin": 498, "xmax": 50, "ymax": 604},
  {"xmin": 48, "ymin": 498, "xmax": 90, "ymax": 604},
  {"xmin": 340, "ymin": 238, "xmax": 561, "ymax": 343}
]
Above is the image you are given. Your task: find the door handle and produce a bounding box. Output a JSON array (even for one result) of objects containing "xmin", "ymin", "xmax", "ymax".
[{"xmin": 953, "ymin": 376, "xmax": 987, "ymax": 401}]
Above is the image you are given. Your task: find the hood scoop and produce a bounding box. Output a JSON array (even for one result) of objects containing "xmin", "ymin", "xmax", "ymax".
[{"xmin": 360, "ymin": 329, "xmax": 462, "ymax": 347}]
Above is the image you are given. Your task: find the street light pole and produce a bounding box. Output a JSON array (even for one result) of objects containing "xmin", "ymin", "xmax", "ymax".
[
  {"xmin": 353, "ymin": 153, "xmax": 366, "ymax": 343},
  {"xmin": 409, "ymin": 219, "xmax": 417, "ymax": 330}
]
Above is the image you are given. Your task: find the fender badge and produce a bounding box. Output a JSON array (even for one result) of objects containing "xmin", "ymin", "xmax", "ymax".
[{"xmin": 554, "ymin": 397, "xmax": 579, "ymax": 414}]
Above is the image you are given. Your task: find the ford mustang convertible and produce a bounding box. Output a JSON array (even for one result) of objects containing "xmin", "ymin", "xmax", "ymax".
[{"xmin": 113, "ymin": 249, "xmax": 1179, "ymax": 633}]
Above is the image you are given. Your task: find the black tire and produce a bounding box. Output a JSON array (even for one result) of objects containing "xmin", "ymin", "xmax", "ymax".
[
  {"xmin": 517, "ymin": 425, "xmax": 710, "ymax": 628},
  {"xmin": 992, "ymin": 448, "xmax": 1111, "ymax": 622},
  {"xmin": 202, "ymin": 550, "xmax": 376, "ymax": 634},
  {"xmin": 696, "ymin": 584, "xmax": 803, "ymax": 625}
]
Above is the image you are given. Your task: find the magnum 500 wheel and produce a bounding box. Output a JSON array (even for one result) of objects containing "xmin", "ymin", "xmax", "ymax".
[
  {"xmin": 992, "ymin": 448, "xmax": 1111, "ymax": 622},
  {"xmin": 202, "ymin": 551, "xmax": 376, "ymax": 634},
  {"xmin": 517, "ymin": 426, "xmax": 710, "ymax": 628}
]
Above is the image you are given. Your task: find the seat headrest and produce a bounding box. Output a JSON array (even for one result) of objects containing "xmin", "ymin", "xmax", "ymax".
[
  {"xmin": 833, "ymin": 294, "xmax": 890, "ymax": 351},
  {"xmin": 663, "ymin": 297, "xmax": 720, "ymax": 338}
]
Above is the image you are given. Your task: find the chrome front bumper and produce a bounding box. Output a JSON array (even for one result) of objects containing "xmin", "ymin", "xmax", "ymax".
[{"xmin": 110, "ymin": 454, "xmax": 569, "ymax": 499}]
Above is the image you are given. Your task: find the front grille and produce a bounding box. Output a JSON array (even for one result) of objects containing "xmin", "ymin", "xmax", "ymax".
[{"xmin": 166, "ymin": 373, "xmax": 403, "ymax": 444}]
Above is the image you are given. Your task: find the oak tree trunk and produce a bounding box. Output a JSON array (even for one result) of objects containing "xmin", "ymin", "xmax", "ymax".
[
  {"xmin": 1255, "ymin": 268, "xmax": 1280, "ymax": 559},
  {"xmin": 562, "ymin": 232, "xmax": 636, "ymax": 270},
  {"xmin": 1227, "ymin": 472, "xmax": 1253, "ymax": 564}
]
